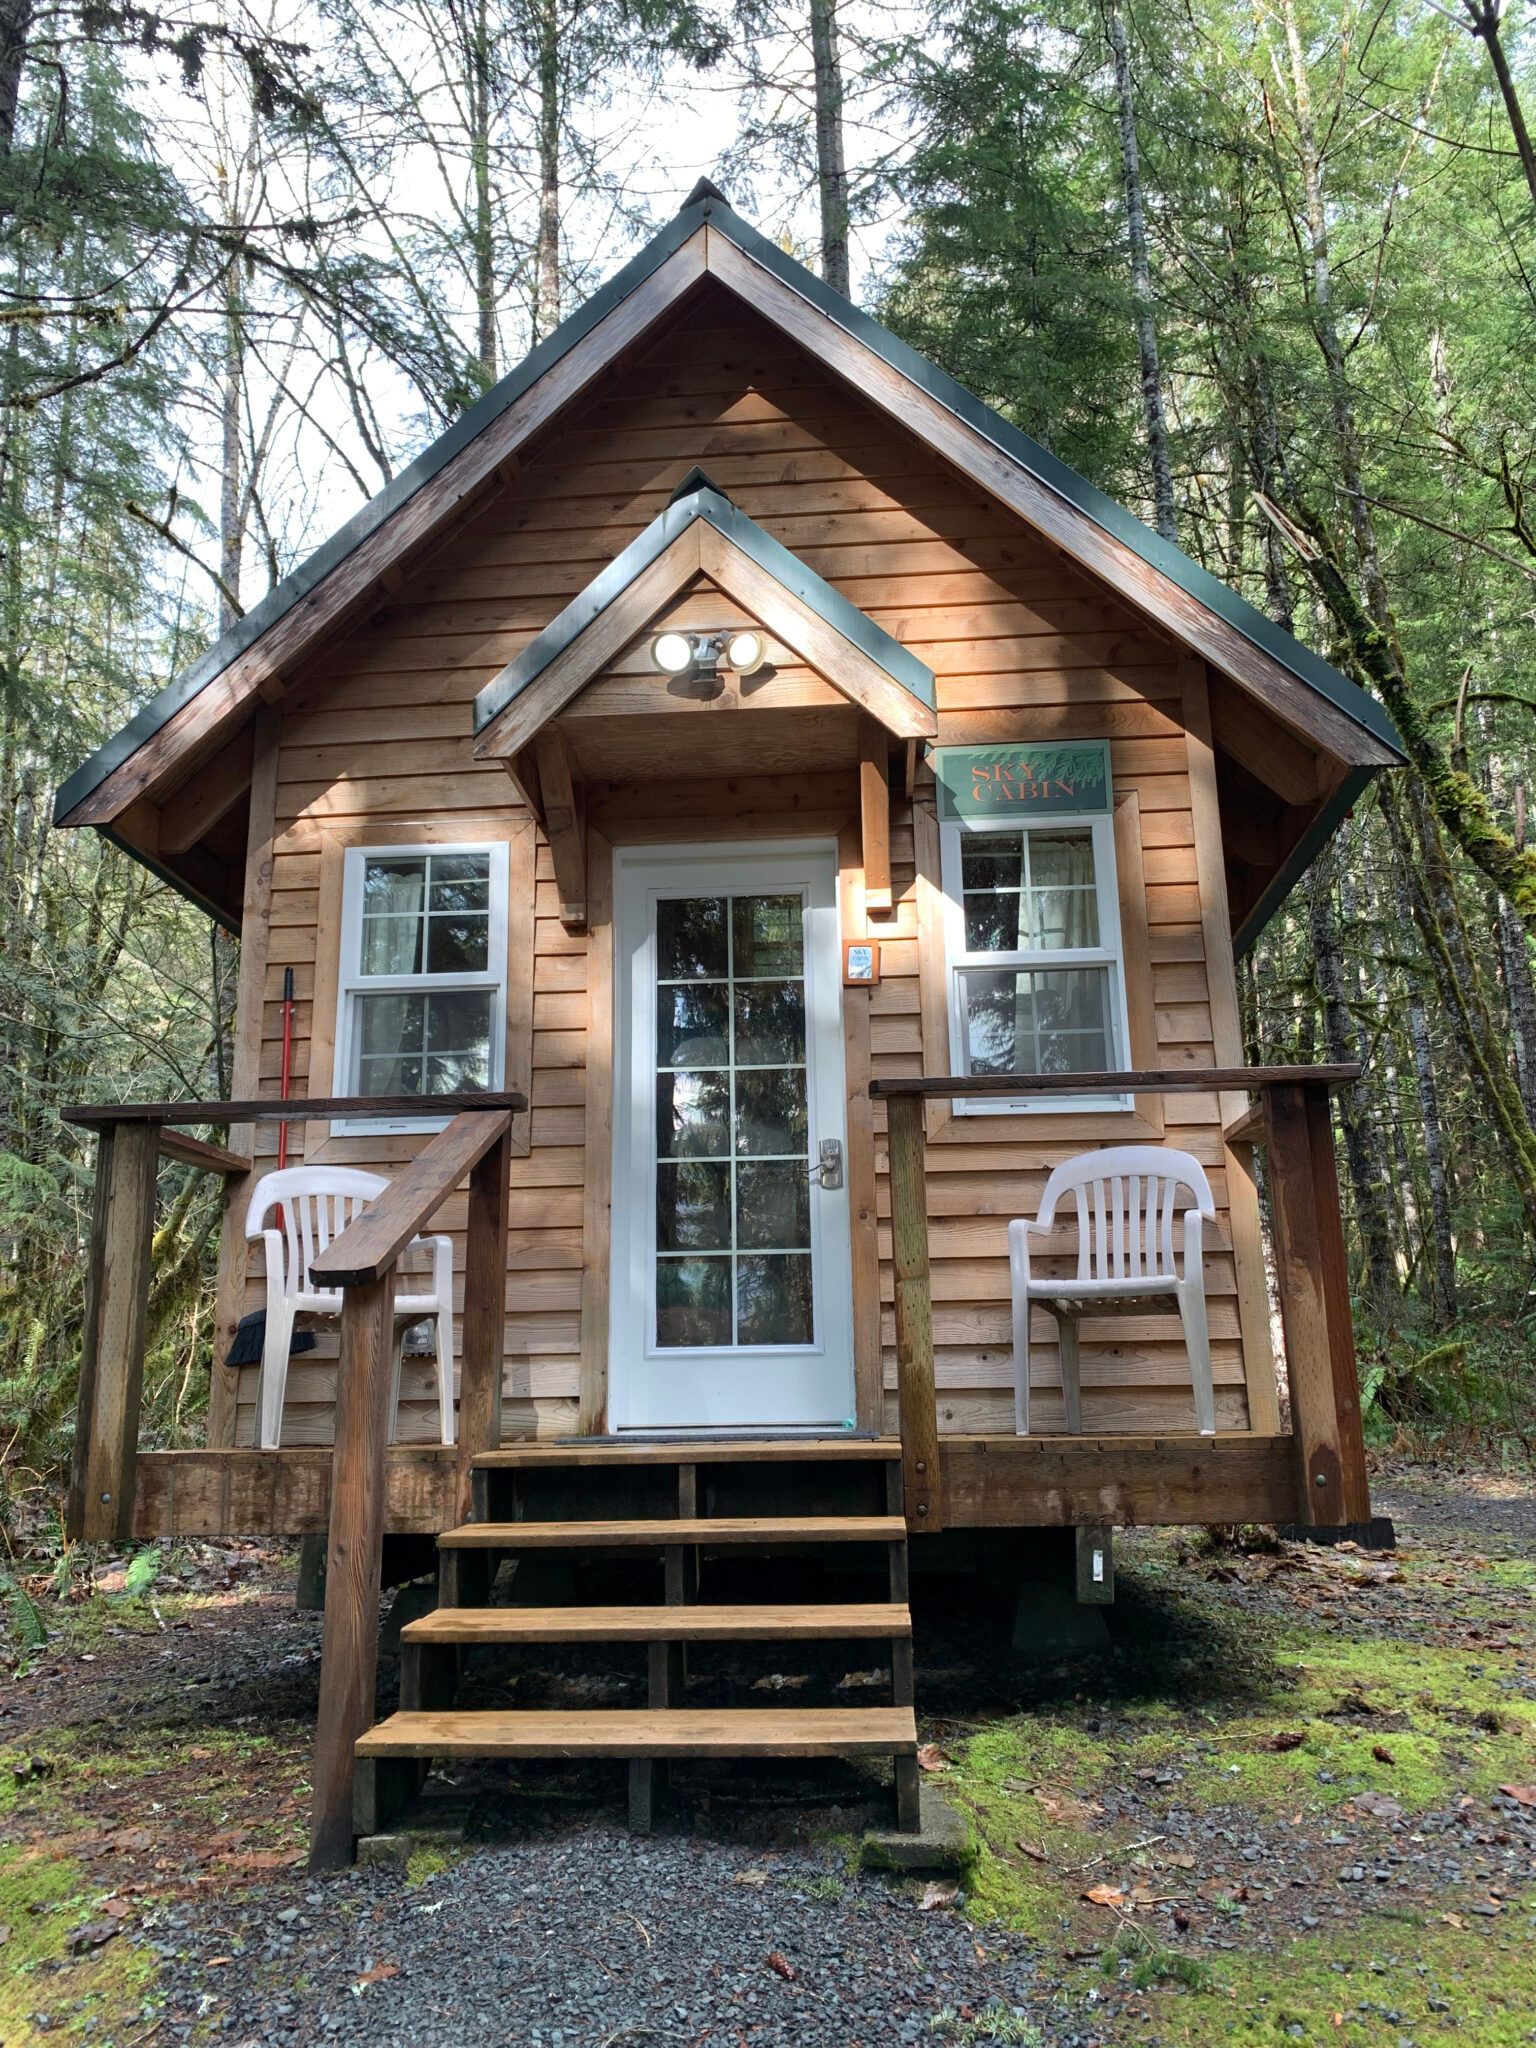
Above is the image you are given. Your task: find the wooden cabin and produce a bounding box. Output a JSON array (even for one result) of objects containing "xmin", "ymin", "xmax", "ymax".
[{"xmin": 55, "ymin": 183, "xmax": 1403, "ymax": 1863}]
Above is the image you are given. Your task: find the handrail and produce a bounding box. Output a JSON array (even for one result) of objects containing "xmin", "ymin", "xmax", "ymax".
[
  {"xmin": 308, "ymin": 1108, "xmax": 512, "ymax": 1286},
  {"xmin": 62, "ymin": 1089, "xmax": 528, "ymax": 1128},
  {"xmin": 870, "ymin": 1064, "xmax": 1360, "ymax": 1099}
]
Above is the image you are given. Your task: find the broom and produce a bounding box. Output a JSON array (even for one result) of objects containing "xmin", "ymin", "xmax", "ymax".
[{"xmin": 226, "ymin": 967, "xmax": 316, "ymax": 1368}]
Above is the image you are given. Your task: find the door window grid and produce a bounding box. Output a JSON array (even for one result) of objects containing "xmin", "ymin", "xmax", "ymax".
[{"xmin": 652, "ymin": 892, "xmax": 814, "ymax": 1350}]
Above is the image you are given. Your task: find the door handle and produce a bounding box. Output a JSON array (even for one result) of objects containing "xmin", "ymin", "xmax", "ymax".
[{"xmin": 809, "ymin": 1139, "xmax": 844, "ymax": 1190}]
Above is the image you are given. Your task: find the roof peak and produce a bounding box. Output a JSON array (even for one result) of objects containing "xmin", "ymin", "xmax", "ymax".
[{"xmin": 680, "ymin": 176, "xmax": 732, "ymax": 211}]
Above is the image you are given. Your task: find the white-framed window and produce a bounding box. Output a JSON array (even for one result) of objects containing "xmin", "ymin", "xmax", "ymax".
[
  {"xmin": 937, "ymin": 750, "xmax": 1132, "ymax": 1115},
  {"xmin": 333, "ymin": 842, "xmax": 509, "ymax": 1135}
]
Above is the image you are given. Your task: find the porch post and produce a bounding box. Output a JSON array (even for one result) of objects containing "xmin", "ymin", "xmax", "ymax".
[
  {"xmin": 309, "ymin": 1271, "xmax": 396, "ymax": 1870},
  {"xmin": 67, "ymin": 1119, "xmax": 161, "ymax": 1542},
  {"xmin": 885, "ymin": 1090, "xmax": 944, "ymax": 1531},
  {"xmin": 457, "ymin": 1122, "xmax": 513, "ymax": 1520},
  {"xmin": 1266, "ymin": 1081, "xmax": 1371, "ymax": 1530}
]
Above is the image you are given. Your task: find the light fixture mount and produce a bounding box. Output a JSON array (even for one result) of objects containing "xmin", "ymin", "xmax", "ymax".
[{"xmin": 649, "ymin": 628, "xmax": 769, "ymax": 680}]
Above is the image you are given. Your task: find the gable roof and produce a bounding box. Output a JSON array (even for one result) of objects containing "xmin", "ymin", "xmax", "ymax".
[
  {"xmin": 472, "ymin": 482, "xmax": 937, "ymax": 753},
  {"xmin": 54, "ymin": 177, "xmax": 1403, "ymax": 951}
]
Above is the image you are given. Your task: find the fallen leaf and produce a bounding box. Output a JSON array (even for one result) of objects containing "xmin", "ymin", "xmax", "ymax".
[
  {"xmin": 207, "ymin": 1956, "xmax": 233, "ymax": 1967},
  {"xmin": 1266, "ymin": 1731, "xmax": 1307, "ymax": 1752},
  {"xmin": 67, "ymin": 1920, "xmax": 121, "ymax": 1955},
  {"xmin": 218, "ymin": 1848, "xmax": 304, "ymax": 1871},
  {"xmin": 1083, "ymin": 1883, "xmax": 1127, "ymax": 1908},
  {"xmin": 732, "ymin": 1868, "xmax": 769, "ymax": 1887},
  {"xmin": 1440, "ymin": 1913, "xmax": 1465, "ymax": 1930},
  {"xmin": 1126, "ymin": 1885, "xmax": 1176, "ymax": 1907},
  {"xmin": 354, "ymin": 1962, "xmax": 400, "ymax": 1988},
  {"xmin": 1015, "ymin": 1840, "xmax": 1048, "ymax": 1864},
  {"xmin": 920, "ymin": 1880, "xmax": 960, "ymax": 1911},
  {"xmin": 1162, "ymin": 1852, "xmax": 1197, "ymax": 1870},
  {"xmin": 916, "ymin": 1744, "xmax": 951, "ymax": 1775},
  {"xmin": 0, "ymin": 1925, "xmax": 10, "ymax": 1946},
  {"xmin": 1035, "ymin": 1790, "xmax": 1102, "ymax": 1827},
  {"xmin": 1372, "ymin": 1745, "xmax": 1395, "ymax": 1766},
  {"xmin": 1173, "ymin": 1907, "xmax": 1191, "ymax": 1931},
  {"xmin": 766, "ymin": 1949, "xmax": 796, "ymax": 1979},
  {"xmin": 101, "ymin": 1897, "xmax": 134, "ymax": 1920},
  {"xmin": 1498, "ymin": 1784, "xmax": 1536, "ymax": 1807}
]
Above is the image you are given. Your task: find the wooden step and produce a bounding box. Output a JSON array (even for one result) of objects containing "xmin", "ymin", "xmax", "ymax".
[
  {"xmin": 472, "ymin": 1439, "xmax": 899, "ymax": 1468},
  {"xmin": 357, "ymin": 1706, "xmax": 918, "ymax": 1760},
  {"xmin": 438, "ymin": 1516, "xmax": 906, "ymax": 1549},
  {"xmin": 402, "ymin": 1602, "xmax": 912, "ymax": 1645}
]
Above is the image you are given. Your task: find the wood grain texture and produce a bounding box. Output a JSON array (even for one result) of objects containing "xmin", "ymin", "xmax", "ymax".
[
  {"xmin": 309, "ymin": 1272, "xmax": 396, "ymax": 1869},
  {"xmin": 66, "ymin": 1122, "xmax": 161, "ymax": 1541},
  {"xmin": 578, "ymin": 832, "xmax": 615, "ymax": 1434},
  {"xmin": 937, "ymin": 1433, "xmax": 1303, "ymax": 1526},
  {"xmin": 402, "ymin": 1603, "xmax": 912, "ymax": 1642},
  {"xmin": 308, "ymin": 1109, "xmax": 514, "ymax": 1285},
  {"xmin": 457, "ymin": 1122, "xmax": 513, "ymax": 1513},
  {"xmin": 437, "ymin": 1515, "xmax": 907, "ymax": 1547},
  {"xmin": 356, "ymin": 1705, "xmax": 918, "ymax": 1759},
  {"xmin": 885, "ymin": 1090, "xmax": 943, "ymax": 1532}
]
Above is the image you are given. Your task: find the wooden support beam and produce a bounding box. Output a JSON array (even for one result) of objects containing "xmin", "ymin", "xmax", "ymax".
[
  {"xmin": 309, "ymin": 1271, "xmax": 397, "ymax": 1871},
  {"xmin": 534, "ymin": 731, "xmax": 587, "ymax": 930},
  {"xmin": 157, "ymin": 1129, "xmax": 251, "ymax": 1177},
  {"xmin": 457, "ymin": 1121, "xmax": 513, "ymax": 1520},
  {"xmin": 860, "ymin": 723, "xmax": 893, "ymax": 917},
  {"xmin": 64, "ymin": 1090, "xmax": 527, "ymax": 1130},
  {"xmin": 308, "ymin": 1108, "xmax": 513, "ymax": 1287},
  {"xmin": 67, "ymin": 1122, "xmax": 161, "ymax": 1542},
  {"xmin": 158, "ymin": 726, "xmax": 255, "ymax": 854},
  {"xmin": 1265, "ymin": 1083, "xmax": 1370, "ymax": 1528},
  {"xmin": 884, "ymin": 1090, "xmax": 943, "ymax": 1532}
]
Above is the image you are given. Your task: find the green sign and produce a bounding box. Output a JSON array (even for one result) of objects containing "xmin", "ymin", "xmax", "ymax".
[{"xmin": 933, "ymin": 742, "xmax": 1111, "ymax": 822}]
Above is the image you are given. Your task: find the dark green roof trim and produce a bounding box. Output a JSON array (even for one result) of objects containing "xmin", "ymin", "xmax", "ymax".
[
  {"xmin": 1231, "ymin": 766, "xmax": 1375, "ymax": 958},
  {"xmin": 54, "ymin": 200, "xmax": 719, "ymax": 825},
  {"xmin": 472, "ymin": 484, "xmax": 936, "ymax": 735}
]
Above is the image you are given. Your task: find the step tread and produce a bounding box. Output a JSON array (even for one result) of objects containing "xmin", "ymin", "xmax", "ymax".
[
  {"xmin": 472, "ymin": 1440, "xmax": 899, "ymax": 1467},
  {"xmin": 402, "ymin": 1602, "xmax": 912, "ymax": 1644},
  {"xmin": 439, "ymin": 1516, "xmax": 907, "ymax": 1548},
  {"xmin": 357, "ymin": 1706, "xmax": 918, "ymax": 1760}
]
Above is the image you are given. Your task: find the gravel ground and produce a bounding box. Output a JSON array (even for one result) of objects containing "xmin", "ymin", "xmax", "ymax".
[{"xmin": 144, "ymin": 1833, "xmax": 1051, "ymax": 2048}]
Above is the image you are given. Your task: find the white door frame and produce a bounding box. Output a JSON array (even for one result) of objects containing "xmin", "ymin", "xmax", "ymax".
[{"xmin": 608, "ymin": 840, "xmax": 855, "ymax": 1432}]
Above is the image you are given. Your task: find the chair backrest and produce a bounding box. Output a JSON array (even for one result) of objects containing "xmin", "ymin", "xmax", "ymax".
[
  {"xmin": 244, "ymin": 1166, "xmax": 389, "ymax": 1301},
  {"xmin": 1036, "ymin": 1145, "xmax": 1215, "ymax": 1284}
]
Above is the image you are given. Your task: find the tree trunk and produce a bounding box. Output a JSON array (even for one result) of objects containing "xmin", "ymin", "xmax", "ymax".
[
  {"xmin": 1481, "ymin": 721, "xmax": 1536, "ymax": 1118},
  {"xmin": 1468, "ymin": 2, "xmax": 1536, "ymax": 209},
  {"xmin": 534, "ymin": 0, "xmax": 561, "ymax": 341},
  {"xmin": 809, "ymin": 0, "xmax": 850, "ymax": 296},
  {"xmin": 219, "ymin": 247, "xmax": 244, "ymax": 634},
  {"xmin": 0, "ymin": 0, "xmax": 31, "ymax": 160},
  {"xmin": 1105, "ymin": 0, "xmax": 1176, "ymax": 543},
  {"xmin": 470, "ymin": 0, "xmax": 497, "ymax": 381},
  {"xmin": 1307, "ymin": 839, "xmax": 1398, "ymax": 1321},
  {"xmin": 1391, "ymin": 862, "xmax": 1458, "ymax": 1319}
]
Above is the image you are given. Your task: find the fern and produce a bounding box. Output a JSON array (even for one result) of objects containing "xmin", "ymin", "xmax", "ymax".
[
  {"xmin": 1, "ymin": 1571, "xmax": 47, "ymax": 1651},
  {"xmin": 123, "ymin": 1547, "xmax": 161, "ymax": 1597}
]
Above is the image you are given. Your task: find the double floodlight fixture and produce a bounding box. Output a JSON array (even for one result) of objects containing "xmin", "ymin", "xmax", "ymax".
[{"xmin": 651, "ymin": 628, "xmax": 767, "ymax": 681}]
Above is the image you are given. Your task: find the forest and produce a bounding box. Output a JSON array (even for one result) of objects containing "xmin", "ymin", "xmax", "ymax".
[{"xmin": 1, "ymin": 0, "xmax": 1533, "ymax": 1509}]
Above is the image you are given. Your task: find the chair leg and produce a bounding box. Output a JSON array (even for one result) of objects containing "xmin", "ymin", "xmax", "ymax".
[
  {"xmin": 436, "ymin": 1307, "xmax": 456, "ymax": 1447},
  {"xmin": 1056, "ymin": 1310, "xmax": 1083, "ymax": 1435},
  {"xmin": 1179, "ymin": 1280, "xmax": 1216, "ymax": 1436},
  {"xmin": 1013, "ymin": 1292, "xmax": 1031, "ymax": 1437},
  {"xmin": 257, "ymin": 1301, "xmax": 296, "ymax": 1450}
]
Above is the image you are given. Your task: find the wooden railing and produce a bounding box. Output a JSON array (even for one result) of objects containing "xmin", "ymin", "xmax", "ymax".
[
  {"xmin": 868, "ymin": 1066, "xmax": 1371, "ymax": 1539},
  {"xmin": 61, "ymin": 1089, "xmax": 523, "ymax": 1871}
]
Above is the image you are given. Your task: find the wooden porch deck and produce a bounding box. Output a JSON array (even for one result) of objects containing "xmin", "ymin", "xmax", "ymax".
[{"xmin": 127, "ymin": 1431, "xmax": 1309, "ymax": 1538}]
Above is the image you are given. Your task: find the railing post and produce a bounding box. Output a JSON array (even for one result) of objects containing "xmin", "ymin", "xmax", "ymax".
[
  {"xmin": 1266, "ymin": 1082, "xmax": 1371, "ymax": 1530},
  {"xmin": 885, "ymin": 1091, "xmax": 944, "ymax": 1532},
  {"xmin": 457, "ymin": 1121, "xmax": 513, "ymax": 1520},
  {"xmin": 309, "ymin": 1270, "xmax": 397, "ymax": 1870},
  {"xmin": 67, "ymin": 1120, "xmax": 161, "ymax": 1543}
]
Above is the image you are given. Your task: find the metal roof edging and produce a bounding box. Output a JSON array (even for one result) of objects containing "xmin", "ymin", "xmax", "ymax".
[{"xmin": 471, "ymin": 484, "xmax": 936, "ymax": 735}]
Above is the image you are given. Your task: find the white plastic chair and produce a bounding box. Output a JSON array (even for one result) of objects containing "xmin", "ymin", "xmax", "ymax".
[
  {"xmin": 1008, "ymin": 1146, "xmax": 1217, "ymax": 1438},
  {"xmin": 244, "ymin": 1167, "xmax": 455, "ymax": 1450}
]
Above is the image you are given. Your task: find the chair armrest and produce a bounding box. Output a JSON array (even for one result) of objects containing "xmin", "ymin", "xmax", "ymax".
[
  {"xmin": 257, "ymin": 1228, "xmax": 289, "ymax": 1297},
  {"xmin": 1181, "ymin": 1206, "xmax": 1206, "ymax": 1280}
]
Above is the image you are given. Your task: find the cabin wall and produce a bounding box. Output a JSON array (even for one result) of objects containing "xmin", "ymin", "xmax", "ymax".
[{"xmin": 216, "ymin": 298, "xmax": 1275, "ymax": 1448}]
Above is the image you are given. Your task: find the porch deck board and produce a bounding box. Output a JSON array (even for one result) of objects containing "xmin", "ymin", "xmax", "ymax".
[
  {"xmin": 357, "ymin": 1706, "xmax": 918, "ymax": 1760},
  {"xmin": 402, "ymin": 1602, "xmax": 912, "ymax": 1643}
]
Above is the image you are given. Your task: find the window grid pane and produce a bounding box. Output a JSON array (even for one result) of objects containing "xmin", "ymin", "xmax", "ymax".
[{"xmin": 654, "ymin": 892, "xmax": 813, "ymax": 1350}]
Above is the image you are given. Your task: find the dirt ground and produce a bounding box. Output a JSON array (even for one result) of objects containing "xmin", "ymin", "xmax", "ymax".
[{"xmin": 1, "ymin": 1459, "xmax": 1532, "ymax": 2047}]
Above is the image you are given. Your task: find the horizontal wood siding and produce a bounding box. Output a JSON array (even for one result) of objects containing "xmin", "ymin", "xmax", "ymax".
[{"xmin": 225, "ymin": 290, "xmax": 1269, "ymax": 1445}]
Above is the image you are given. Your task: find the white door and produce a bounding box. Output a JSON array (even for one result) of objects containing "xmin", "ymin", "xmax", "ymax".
[{"xmin": 609, "ymin": 843, "xmax": 855, "ymax": 1431}]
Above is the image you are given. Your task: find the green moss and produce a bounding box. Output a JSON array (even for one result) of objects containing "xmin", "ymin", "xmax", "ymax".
[
  {"xmin": 1142, "ymin": 1905, "xmax": 1536, "ymax": 2046},
  {"xmin": 405, "ymin": 1841, "xmax": 457, "ymax": 1886},
  {"xmin": 1481, "ymin": 1558, "xmax": 1536, "ymax": 1594},
  {"xmin": 0, "ymin": 1845, "xmax": 157, "ymax": 2047}
]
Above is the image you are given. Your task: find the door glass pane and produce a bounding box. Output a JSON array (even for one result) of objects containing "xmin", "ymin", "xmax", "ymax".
[
  {"xmin": 736, "ymin": 1254, "xmax": 813, "ymax": 1345},
  {"xmin": 652, "ymin": 888, "xmax": 817, "ymax": 1350},
  {"xmin": 658, "ymin": 897, "xmax": 727, "ymax": 979},
  {"xmin": 656, "ymin": 1257, "xmax": 731, "ymax": 1346}
]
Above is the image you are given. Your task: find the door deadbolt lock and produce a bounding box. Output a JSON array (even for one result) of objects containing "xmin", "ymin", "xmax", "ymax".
[{"xmin": 809, "ymin": 1139, "xmax": 844, "ymax": 1190}]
